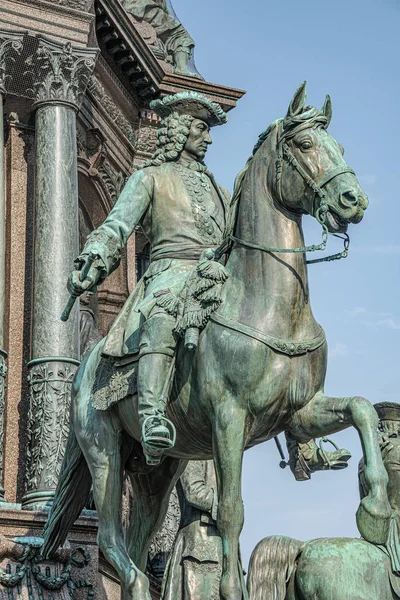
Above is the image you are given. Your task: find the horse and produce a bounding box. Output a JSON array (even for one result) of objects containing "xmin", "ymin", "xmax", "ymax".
[
  {"xmin": 246, "ymin": 408, "xmax": 400, "ymax": 600},
  {"xmin": 42, "ymin": 82, "xmax": 390, "ymax": 600},
  {"xmin": 247, "ymin": 535, "xmax": 398, "ymax": 600}
]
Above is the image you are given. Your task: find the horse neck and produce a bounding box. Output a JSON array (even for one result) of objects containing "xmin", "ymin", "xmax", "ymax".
[{"xmin": 226, "ymin": 145, "xmax": 319, "ymax": 340}]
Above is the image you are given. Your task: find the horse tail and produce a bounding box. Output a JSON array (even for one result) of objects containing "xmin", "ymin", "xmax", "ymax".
[
  {"xmin": 247, "ymin": 535, "xmax": 304, "ymax": 600},
  {"xmin": 41, "ymin": 425, "xmax": 91, "ymax": 559}
]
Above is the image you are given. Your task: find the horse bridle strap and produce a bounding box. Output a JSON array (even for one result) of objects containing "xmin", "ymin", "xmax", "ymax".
[
  {"xmin": 229, "ymin": 234, "xmax": 327, "ymax": 255},
  {"xmin": 229, "ymin": 123, "xmax": 353, "ymax": 265},
  {"xmin": 211, "ymin": 312, "xmax": 326, "ymax": 356}
]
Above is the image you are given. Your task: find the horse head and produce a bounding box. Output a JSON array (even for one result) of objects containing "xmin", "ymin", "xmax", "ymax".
[
  {"xmin": 276, "ymin": 82, "xmax": 369, "ymax": 235},
  {"xmin": 238, "ymin": 82, "xmax": 369, "ymax": 248}
]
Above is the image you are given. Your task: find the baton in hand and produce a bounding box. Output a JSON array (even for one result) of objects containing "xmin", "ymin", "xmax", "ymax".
[{"xmin": 61, "ymin": 252, "xmax": 96, "ymax": 322}]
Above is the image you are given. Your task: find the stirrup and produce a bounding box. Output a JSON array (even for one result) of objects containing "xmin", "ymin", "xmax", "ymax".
[
  {"xmin": 292, "ymin": 438, "xmax": 351, "ymax": 481},
  {"xmin": 317, "ymin": 437, "xmax": 351, "ymax": 470},
  {"xmin": 141, "ymin": 416, "xmax": 176, "ymax": 451}
]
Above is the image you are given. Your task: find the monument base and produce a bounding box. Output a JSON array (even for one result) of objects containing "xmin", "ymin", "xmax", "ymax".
[{"xmin": 0, "ymin": 509, "xmax": 162, "ymax": 599}]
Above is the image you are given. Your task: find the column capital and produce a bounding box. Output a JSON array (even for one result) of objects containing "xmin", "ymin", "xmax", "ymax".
[
  {"xmin": 0, "ymin": 30, "xmax": 24, "ymax": 96},
  {"xmin": 25, "ymin": 37, "xmax": 98, "ymax": 110}
]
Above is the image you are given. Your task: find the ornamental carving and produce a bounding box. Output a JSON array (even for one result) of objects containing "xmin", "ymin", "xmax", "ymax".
[
  {"xmin": 25, "ymin": 39, "xmax": 97, "ymax": 108},
  {"xmin": 86, "ymin": 76, "xmax": 136, "ymax": 145},
  {"xmin": 0, "ymin": 536, "xmax": 93, "ymax": 600},
  {"xmin": 0, "ymin": 31, "xmax": 23, "ymax": 95},
  {"xmin": 54, "ymin": 0, "xmax": 93, "ymax": 10},
  {"xmin": 135, "ymin": 124, "xmax": 157, "ymax": 157},
  {"xmin": 26, "ymin": 361, "xmax": 77, "ymax": 493},
  {"xmin": 98, "ymin": 160, "xmax": 125, "ymax": 205}
]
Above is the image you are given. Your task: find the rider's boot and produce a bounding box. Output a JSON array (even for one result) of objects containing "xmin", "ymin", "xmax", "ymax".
[
  {"xmin": 285, "ymin": 433, "xmax": 351, "ymax": 481},
  {"xmin": 138, "ymin": 352, "xmax": 176, "ymax": 466}
]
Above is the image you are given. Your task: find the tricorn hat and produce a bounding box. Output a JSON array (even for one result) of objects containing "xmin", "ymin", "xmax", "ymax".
[
  {"xmin": 375, "ymin": 402, "xmax": 400, "ymax": 422},
  {"xmin": 150, "ymin": 91, "xmax": 228, "ymax": 127}
]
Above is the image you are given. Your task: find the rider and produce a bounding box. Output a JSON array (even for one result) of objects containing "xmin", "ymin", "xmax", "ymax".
[{"xmin": 68, "ymin": 90, "xmax": 350, "ymax": 470}]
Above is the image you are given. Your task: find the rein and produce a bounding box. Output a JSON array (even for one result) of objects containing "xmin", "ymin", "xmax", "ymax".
[{"xmin": 230, "ymin": 122, "xmax": 354, "ymax": 265}]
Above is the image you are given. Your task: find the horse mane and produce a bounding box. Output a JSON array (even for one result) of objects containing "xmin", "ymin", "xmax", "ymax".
[{"xmin": 247, "ymin": 535, "xmax": 304, "ymax": 600}]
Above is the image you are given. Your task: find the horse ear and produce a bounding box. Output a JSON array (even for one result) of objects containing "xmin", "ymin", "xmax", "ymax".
[
  {"xmin": 287, "ymin": 81, "xmax": 307, "ymax": 118},
  {"xmin": 321, "ymin": 94, "xmax": 332, "ymax": 126}
]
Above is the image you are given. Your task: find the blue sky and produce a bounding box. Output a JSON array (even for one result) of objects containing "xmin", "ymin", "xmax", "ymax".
[{"xmin": 172, "ymin": 0, "xmax": 400, "ymax": 567}]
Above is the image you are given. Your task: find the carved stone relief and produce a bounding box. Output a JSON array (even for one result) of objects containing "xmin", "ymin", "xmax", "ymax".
[
  {"xmin": 86, "ymin": 76, "xmax": 136, "ymax": 145},
  {"xmin": 0, "ymin": 32, "xmax": 23, "ymax": 95},
  {"xmin": 0, "ymin": 535, "xmax": 93, "ymax": 599},
  {"xmin": 25, "ymin": 360, "xmax": 78, "ymax": 502},
  {"xmin": 25, "ymin": 39, "xmax": 97, "ymax": 108},
  {"xmin": 134, "ymin": 110, "xmax": 159, "ymax": 160},
  {"xmin": 54, "ymin": 0, "xmax": 93, "ymax": 11},
  {"xmin": 77, "ymin": 126, "xmax": 126, "ymax": 205}
]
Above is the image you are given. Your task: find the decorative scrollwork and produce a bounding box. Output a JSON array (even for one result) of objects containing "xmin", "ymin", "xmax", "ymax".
[
  {"xmin": 25, "ymin": 39, "xmax": 97, "ymax": 109},
  {"xmin": 98, "ymin": 160, "xmax": 125, "ymax": 205},
  {"xmin": 0, "ymin": 31, "xmax": 23, "ymax": 95},
  {"xmin": 26, "ymin": 361, "xmax": 77, "ymax": 493}
]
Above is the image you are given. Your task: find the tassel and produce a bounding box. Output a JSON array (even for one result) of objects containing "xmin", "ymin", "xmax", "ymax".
[
  {"xmin": 198, "ymin": 288, "xmax": 223, "ymax": 304},
  {"xmin": 155, "ymin": 291, "xmax": 182, "ymax": 316},
  {"xmin": 192, "ymin": 278, "xmax": 215, "ymax": 293},
  {"xmin": 197, "ymin": 259, "xmax": 229, "ymax": 282}
]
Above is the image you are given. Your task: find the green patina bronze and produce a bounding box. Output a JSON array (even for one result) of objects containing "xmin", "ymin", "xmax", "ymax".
[
  {"xmin": 162, "ymin": 460, "xmax": 223, "ymax": 600},
  {"xmin": 247, "ymin": 402, "xmax": 400, "ymax": 600},
  {"xmin": 120, "ymin": 0, "xmax": 199, "ymax": 77},
  {"xmin": 42, "ymin": 85, "xmax": 390, "ymax": 600}
]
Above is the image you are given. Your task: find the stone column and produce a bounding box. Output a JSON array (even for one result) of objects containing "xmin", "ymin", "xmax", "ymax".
[
  {"xmin": 22, "ymin": 38, "xmax": 97, "ymax": 510},
  {"xmin": 0, "ymin": 31, "xmax": 23, "ymax": 502}
]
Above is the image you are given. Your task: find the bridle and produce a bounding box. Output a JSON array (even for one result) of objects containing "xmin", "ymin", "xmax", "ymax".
[{"xmin": 230, "ymin": 120, "xmax": 355, "ymax": 265}]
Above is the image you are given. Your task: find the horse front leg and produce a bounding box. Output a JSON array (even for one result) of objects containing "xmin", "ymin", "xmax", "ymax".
[
  {"xmin": 290, "ymin": 392, "xmax": 391, "ymax": 544},
  {"xmin": 213, "ymin": 403, "xmax": 248, "ymax": 600}
]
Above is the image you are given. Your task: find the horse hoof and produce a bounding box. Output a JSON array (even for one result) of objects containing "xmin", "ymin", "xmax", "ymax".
[{"xmin": 356, "ymin": 497, "xmax": 391, "ymax": 544}]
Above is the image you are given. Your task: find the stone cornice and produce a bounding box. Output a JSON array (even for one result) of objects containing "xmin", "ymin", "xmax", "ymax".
[
  {"xmin": 0, "ymin": 30, "xmax": 23, "ymax": 95},
  {"xmin": 25, "ymin": 36, "xmax": 98, "ymax": 109},
  {"xmin": 95, "ymin": 0, "xmax": 245, "ymax": 110},
  {"xmin": 9, "ymin": 0, "xmax": 94, "ymax": 19}
]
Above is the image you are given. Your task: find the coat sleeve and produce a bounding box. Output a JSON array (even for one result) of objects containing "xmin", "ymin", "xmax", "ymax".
[
  {"xmin": 79, "ymin": 169, "xmax": 153, "ymax": 281},
  {"xmin": 180, "ymin": 460, "xmax": 217, "ymax": 518}
]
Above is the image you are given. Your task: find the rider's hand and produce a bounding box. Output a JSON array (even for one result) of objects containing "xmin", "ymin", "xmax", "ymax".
[{"xmin": 67, "ymin": 261, "xmax": 101, "ymax": 297}]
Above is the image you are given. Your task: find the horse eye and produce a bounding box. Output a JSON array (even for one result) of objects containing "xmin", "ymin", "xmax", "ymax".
[{"xmin": 301, "ymin": 141, "xmax": 312, "ymax": 150}]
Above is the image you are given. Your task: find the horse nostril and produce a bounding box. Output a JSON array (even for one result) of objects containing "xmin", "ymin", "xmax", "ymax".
[{"xmin": 340, "ymin": 191, "xmax": 359, "ymax": 207}]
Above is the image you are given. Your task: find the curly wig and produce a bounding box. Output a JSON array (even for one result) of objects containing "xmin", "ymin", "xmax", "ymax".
[{"xmin": 144, "ymin": 112, "xmax": 194, "ymax": 167}]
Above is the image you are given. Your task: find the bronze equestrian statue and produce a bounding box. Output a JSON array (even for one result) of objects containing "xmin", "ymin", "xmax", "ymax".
[
  {"xmin": 42, "ymin": 85, "xmax": 390, "ymax": 600},
  {"xmin": 247, "ymin": 402, "xmax": 400, "ymax": 600}
]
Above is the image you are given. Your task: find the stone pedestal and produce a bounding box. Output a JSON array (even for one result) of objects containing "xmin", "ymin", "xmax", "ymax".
[{"xmin": 0, "ymin": 510, "xmax": 103, "ymax": 599}]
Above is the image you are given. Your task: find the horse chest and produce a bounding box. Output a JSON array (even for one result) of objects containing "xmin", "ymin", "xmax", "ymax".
[{"xmin": 246, "ymin": 350, "xmax": 325, "ymax": 436}]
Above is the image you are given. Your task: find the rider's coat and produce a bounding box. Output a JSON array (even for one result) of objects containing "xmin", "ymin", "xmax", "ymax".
[{"xmin": 80, "ymin": 158, "xmax": 231, "ymax": 358}]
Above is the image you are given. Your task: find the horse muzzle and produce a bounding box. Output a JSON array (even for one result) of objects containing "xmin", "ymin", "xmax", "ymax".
[
  {"xmin": 326, "ymin": 189, "xmax": 368, "ymax": 231},
  {"xmin": 339, "ymin": 190, "xmax": 368, "ymax": 223}
]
